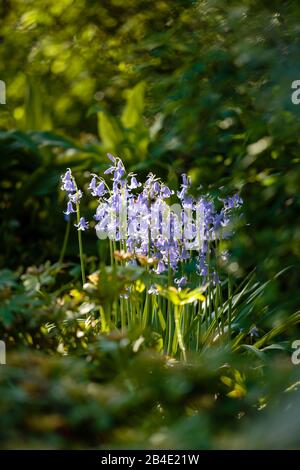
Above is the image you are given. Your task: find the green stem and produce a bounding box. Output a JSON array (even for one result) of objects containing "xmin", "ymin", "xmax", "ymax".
[
  {"xmin": 121, "ymin": 297, "xmax": 126, "ymax": 332},
  {"xmin": 166, "ymin": 308, "xmax": 173, "ymax": 356},
  {"xmin": 58, "ymin": 218, "xmax": 70, "ymax": 264},
  {"xmin": 142, "ymin": 294, "xmax": 149, "ymax": 329},
  {"xmin": 174, "ymin": 305, "xmax": 186, "ymax": 362},
  {"xmin": 109, "ymin": 239, "xmax": 114, "ymax": 265},
  {"xmin": 76, "ymin": 201, "xmax": 86, "ymax": 286},
  {"xmin": 228, "ymin": 275, "xmax": 233, "ymax": 343}
]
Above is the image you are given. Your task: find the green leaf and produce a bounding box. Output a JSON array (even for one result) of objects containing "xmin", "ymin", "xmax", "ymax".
[
  {"xmin": 25, "ymin": 76, "xmax": 52, "ymax": 131},
  {"xmin": 221, "ymin": 375, "xmax": 233, "ymax": 387},
  {"xmin": 156, "ymin": 285, "xmax": 206, "ymax": 306},
  {"xmin": 227, "ymin": 384, "xmax": 246, "ymax": 398},
  {"xmin": 157, "ymin": 308, "xmax": 166, "ymax": 331},
  {"xmin": 0, "ymin": 305, "xmax": 14, "ymax": 327},
  {"xmin": 30, "ymin": 131, "xmax": 80, "ymax": 150},
  {"xmin": 121, "ymin": 82, "xmax": 145, "ymax": 129},
  {"xmin": 97, "ymin": 111, "xmax": 123, "ymax": 150},
  {"xmin": 254, "ymin": 311, "xmax": 300, "ymax": 349},
  {"xmin": 241, "ymin": 344, "xmax": 266, "ymax": 361}
]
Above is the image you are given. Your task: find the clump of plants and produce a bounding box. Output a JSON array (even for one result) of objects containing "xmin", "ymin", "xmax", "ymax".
[{"xmin": 60, "ymin": 154, "xmax": 255, "ymax": 359}]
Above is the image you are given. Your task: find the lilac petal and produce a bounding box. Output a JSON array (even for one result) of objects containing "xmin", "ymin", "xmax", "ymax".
[
  {"xmin": 89, "ymin": 176, "xmax": 97, "ymax": 192},
  {"xmin": 181, "ymin": 174, "xmax": 188, "ymax": 186},
  {"xmin": 104, "ymin": 166, "xmax": 115, "ymax": 175},
  {"xmin": 152, "ymin": 181, "xmax": 160, "ymax": 193},
  {"xmin": 107, "ymin": 153, "xmax": 116, "ymax": 163}
]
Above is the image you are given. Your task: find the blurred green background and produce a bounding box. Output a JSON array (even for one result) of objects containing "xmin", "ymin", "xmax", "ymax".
[{"xmin": 0, "ymin": 0, "xmax": 300, "ymax": 449}]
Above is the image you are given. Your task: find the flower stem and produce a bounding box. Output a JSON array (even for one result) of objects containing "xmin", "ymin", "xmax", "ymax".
[
  {"xmin": 76, "ymin": 201, "xmax": 86, "ymax": 286},
  {"xmin": 228, "ymin": 274, "xmax": 233, "ymax": 342},
  {"xmin": 58, "ymin": 218, "xmax": 70, "ymax": 264},
  {"xmin": 174, "ymin": 305, "xmax": 186, "ymax": 362}
]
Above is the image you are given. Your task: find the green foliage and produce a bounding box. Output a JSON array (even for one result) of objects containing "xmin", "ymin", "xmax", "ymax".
[
  {"xmin": 95, "ymin": 81, "xmax": 149, "ymax": 161},
  {"xmin": 0, "ymin": 335, "xmax": 300, "ymax": 449}
]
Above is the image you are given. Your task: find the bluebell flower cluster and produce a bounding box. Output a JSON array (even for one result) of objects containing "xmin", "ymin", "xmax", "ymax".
[
  {"xmin": 61, "ymin": 156, "xmax": 243, "ymax": 285},
  {"xmin": 87, "ymin": 155, "xmax": 243, "ymax": 283}
]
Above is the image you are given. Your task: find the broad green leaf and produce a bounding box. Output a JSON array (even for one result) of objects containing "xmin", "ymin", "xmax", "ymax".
[
  {"xmin": 30, "ymin": 131, "xmax": 80, "ymax": 150},
  {"xmin": 97, "ymin": 111, "xmax": 123, "ymax": 150},
  {"xmin": 24, "ymin": 76, "xmax": 52, "ymax": 131},
  {"xmin": 121, "ymin": 82, "xmax": 145, "ymax": 129},
  {"xmin": 156, "ymin": 285, "xmax": 206, "ymax": 306}
]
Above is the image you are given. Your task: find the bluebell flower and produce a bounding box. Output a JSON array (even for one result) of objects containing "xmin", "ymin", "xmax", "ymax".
[
  {"xmin": 75, "ymin": 217, "xmax": 89, "ymax": 231},
  {"xmin": 197, "ymin": 255, "xmax": 208, "ymax": 278},
  {"xmin": 88, "ymin": 176, "xmax": 97, "ymax": 193},
  {"xmin": 61, "ymin": 169, "xmax": 76, "ymax": 192},
  {"xmin": 61, "ymin": 179, "xmax": 76, "ymax": 193},
  {"xmin": 137, "ymin": 192, "xmax": 148, "ymax": 205},
  {"xmin": 150, "ymin": 181, "xmax": 161, "ymax": 197},
  {"xmin": 64, "ymin": 200, "xmax": 76, "ymax": 215},
  {"xmin": 249, "ymin": 326, "xmax": 259, "ymax": 338},
  {"xmin": 223, "ymin": 194, "xmax": 243, "ymax": 210},
  {"xmin": 153, "ymin": 181, "xmax": 160, "ymax": 192},
  {"xmin": 181, "ymin": 247, "xmax": 190, "ymax": 260},
  {"xmin": 114, "ymin": 159, "xmax": 125, "ymax": 181},
  {"xmin": 175, "ymin": 276, "xmax": 187, "ymax": 288},
  {"xmin": 94, "ymin": 181, "xmax": 106, "ymax": 197},
  {"xmin": 178, "ymin": 187, "xmax": 186, "ymax": 200},
  {"xmin": 104, "ymin": 166, "xmax": 115, "ymax": 175},
  {"xmin": 61, "ymin": 168, "xmax": 73, "ymax": 186},
  {"xmin": 62, "ymin": 168, "xmax": 72, "ymax": 182},
  {"xmin": 212, "ymin": 271, "xmax": 220, "ymax": 285},
  {"xmin": 213, "ymin": 210, "xmax": 225, "ymax": 229},
  {"xmin": 107, "ymin": 153, "xmax": 116, "ymax": 163},
  {"xmin": 104, "ymin": 155, "xmax": 126, "ymax": 183},
  {"xmin": 156, "ymin": 260, "xmax": 166, "ymax": 274},
  {"xmin": 148, "ymin": 285, "xmax": 158, "ymax": 295},
  {"xmin": 182, "ymin": 195, "xmax": 194, "ymax": 209},
  {"xmin": 61, "ymin": 168, "xmax": 81, "ymax": 220},
  {"xmin": 69, "ymin": 190, "xmax": 82, "ymax": 204},
  {"xmin": 128, "ymin": 176, "xmax": 141, "ymax": 190},
  {"xmin": 160, "ymin": 185, "xmax": 173, "ymax": 199}
]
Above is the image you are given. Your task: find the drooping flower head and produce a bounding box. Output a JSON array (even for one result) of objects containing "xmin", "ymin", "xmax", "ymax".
[
  {"xmin": 75, "ymin": 217, "xmax": 89, "ymax": 231},
  {"xmin": 104, "ymin": 154, "xmax": 126, "ymax": 183},
  {"xmin": 61, "ymin": 168, "xmax": 90, "ymax": 233},
  {"xmin": 61, "ymin": 168, "xmax": 81, "ymax": 215},
  {"xmin": 61, "ymin": 168, "xmax": 76, "ymax": 193},
  {"xmin": 64, "ymin": 200, "xmax": 76, "ymax": 216},
  {"xmin": 175, "ymin": 276, "xmax": 187, "ymax": 288}
]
